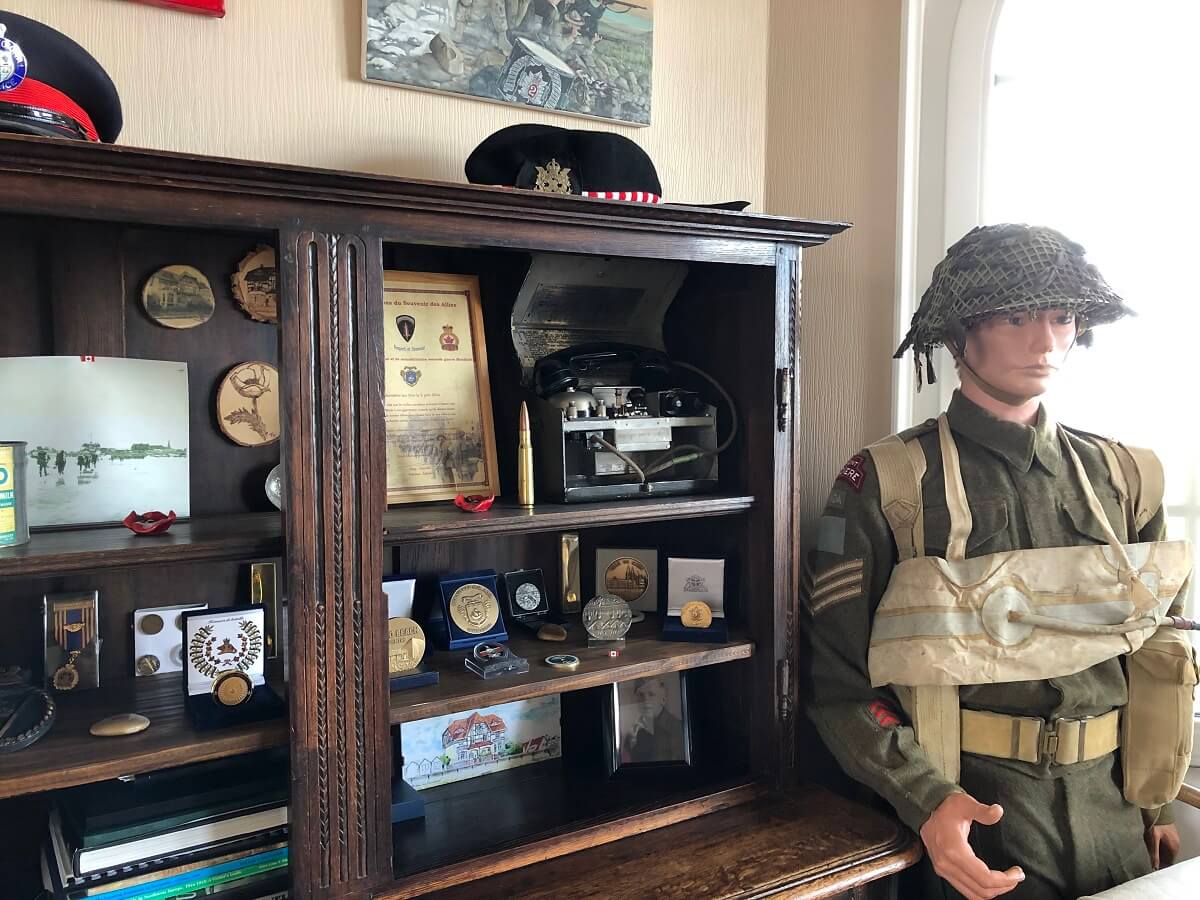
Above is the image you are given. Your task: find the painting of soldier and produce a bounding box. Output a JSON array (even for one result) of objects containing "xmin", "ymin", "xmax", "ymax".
[{"xmin": 363, "ymin": 0, "xmax": 654, "ymax": 126}]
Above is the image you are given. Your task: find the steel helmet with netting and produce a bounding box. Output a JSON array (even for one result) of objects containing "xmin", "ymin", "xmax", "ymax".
[{"xmin": 896, "ymin": 224, "xmax": 1134, "ymax": 387}]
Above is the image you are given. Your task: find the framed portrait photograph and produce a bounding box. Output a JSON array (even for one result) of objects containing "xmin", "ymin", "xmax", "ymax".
[
  {"xmin": 383, "ymin": 271, "xmax": 499, "ymax": 504},
  {"xmin": 608, "ymin": 672, "xmax": 691, "ymax": 774}
]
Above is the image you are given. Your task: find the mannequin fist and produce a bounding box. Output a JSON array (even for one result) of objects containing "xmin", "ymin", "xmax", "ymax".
[{"xmin": 920, "ymin": 791, "xmax": 1026, "ymax": 900}]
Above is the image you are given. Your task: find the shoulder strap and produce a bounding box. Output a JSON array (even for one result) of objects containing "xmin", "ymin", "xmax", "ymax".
[
  {"xmin": 1097, "ymin": 439, "xmax": 1165, "ymax": 535},
  {"xmin": 866, "ymin": 434, "xmax": 927, "ymax": 560}
]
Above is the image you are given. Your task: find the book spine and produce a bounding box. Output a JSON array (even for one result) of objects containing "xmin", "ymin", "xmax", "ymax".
[{"xmin": 92, "ymin": 849, "xmax": 287, "ymax": 900}]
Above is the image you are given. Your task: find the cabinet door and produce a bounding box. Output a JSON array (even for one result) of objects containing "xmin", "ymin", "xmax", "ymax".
[{"xmin": 279, "ymin": 230, "xmax": 393, "ymax": 898}]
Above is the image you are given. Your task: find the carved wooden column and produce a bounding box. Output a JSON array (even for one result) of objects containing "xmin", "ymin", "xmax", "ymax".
[{"xmin": 280, "ymin": 231, "xmax": 391, "ymax": 899}]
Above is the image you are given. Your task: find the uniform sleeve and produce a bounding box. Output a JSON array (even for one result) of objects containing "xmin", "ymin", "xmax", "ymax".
[{"xmin": 802, "ymin": 450, "xmax": 962, "ymax": 833}]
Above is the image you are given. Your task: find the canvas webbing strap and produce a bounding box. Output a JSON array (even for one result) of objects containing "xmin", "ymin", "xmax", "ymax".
[
  {"xmin": 937, "ymin": 415, "xmax": 972, "ymax": 561},
  {"xmin": 898, "ymin": 684, "xmax": 961, "ymax": 783},
  {"xmin": 867, "ymin": 435, "xmax": 926, "ymax": 561}
]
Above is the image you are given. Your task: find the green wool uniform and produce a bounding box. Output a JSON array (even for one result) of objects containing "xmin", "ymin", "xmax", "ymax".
[{"xmin": 803, "ymin": 391, "xmax": 1179, "ymax": 899}]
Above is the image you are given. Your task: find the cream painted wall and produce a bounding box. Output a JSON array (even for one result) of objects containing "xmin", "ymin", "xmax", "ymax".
[
  {"xmin": 764, "ymin": 0, "xmax": 903, "ymax": 524},
  {"xmin": 6, "ymin": 0, "xmax": 768, "ymax": 207}
]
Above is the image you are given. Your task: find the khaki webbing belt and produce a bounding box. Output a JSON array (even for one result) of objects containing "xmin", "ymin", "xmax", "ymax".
[{"xmin": 961, "ymin": 708, "xmax": 1120, "ymax": 765}]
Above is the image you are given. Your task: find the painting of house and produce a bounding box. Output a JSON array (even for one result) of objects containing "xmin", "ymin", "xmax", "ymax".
[
  {"xmin": 400, "ymin": 695, "xmax": 561, "ymax": 789},
  {"xmin": 442, "ymin": 711, "xmax": 506, "ymax": 764}
]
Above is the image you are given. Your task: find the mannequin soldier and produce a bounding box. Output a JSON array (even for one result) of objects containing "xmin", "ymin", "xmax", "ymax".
[{"xmin": 803, "ymin": 225, "xmax": 1193, "ymax": 900}]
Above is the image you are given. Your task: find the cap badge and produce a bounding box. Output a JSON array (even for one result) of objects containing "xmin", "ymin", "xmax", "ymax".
[
  {"xmin": 534, "ymin": 160, "xmax": 573, "ymax": 195},
  {"xmin": 0, "ymin": 24, "xmax": 28, "ymax": 93}
]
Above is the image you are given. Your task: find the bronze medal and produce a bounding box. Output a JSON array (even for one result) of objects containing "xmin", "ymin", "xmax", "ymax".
[
  {"xmin": 52, "ymin": 653, "xmax": 81, "ymax": 691},
  {"xmin": 388, "ymin": 617, "xmax": 426, "ymax": 674},
  {"xmin": 604, "ymin": 556, "xmax": 650, "ymax": 604},
  {"xmin": 449, "ymin": 583, "xmax": 499, "ymax": 636},
  {"xmin": 680, "ymin": 600, "xmax": 713, "ymax": 629}
]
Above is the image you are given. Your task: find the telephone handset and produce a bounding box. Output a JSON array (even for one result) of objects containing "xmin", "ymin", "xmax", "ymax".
[{"xmin": 533, "ymin": 342, "xmax": 674, "ymax": 398}]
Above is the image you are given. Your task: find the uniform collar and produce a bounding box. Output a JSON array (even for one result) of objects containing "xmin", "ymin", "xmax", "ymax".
[{"xmin": 946, "ymin": 390, "xmax": 1062, "ymax": 475}]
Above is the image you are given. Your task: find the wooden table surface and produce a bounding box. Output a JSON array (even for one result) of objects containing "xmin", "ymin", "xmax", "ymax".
[{"xmin": 422, "ymin": 784, "xmax": 921, "ymax": 899}]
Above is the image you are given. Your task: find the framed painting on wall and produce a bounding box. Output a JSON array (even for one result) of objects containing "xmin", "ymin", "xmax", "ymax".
[{"xmin": 362, "ymin": 0, "xmax": 654, "ymax": 126}]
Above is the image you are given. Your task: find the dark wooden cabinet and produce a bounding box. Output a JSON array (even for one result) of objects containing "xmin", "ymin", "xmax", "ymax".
[{"xmin": 0, "ymin": 134, "xmax": 916, "ymax": 899}]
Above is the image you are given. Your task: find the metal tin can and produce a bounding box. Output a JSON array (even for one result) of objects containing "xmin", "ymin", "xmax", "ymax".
[{"xmin": 0, "ymin": 441, "xmax": 29, "ymax": 547}]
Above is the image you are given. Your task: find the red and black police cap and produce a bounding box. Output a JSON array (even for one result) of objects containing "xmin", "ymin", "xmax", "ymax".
[
  {"xmin": 0, "ymin": 11, "xmax": 121, "ymax": 143},
  {"xmin": 465, "ymin": 124, "xmax": 748, "ymax": 211}
]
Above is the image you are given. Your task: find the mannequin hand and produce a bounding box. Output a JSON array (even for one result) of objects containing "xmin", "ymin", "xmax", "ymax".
[
  {"xmin": 919, "ymin": 791, "xmax": 1025, "ymax": 900},
  {"xmin": 1146, "ymin": 824, "xmax": 1181, "ymax": 869}
]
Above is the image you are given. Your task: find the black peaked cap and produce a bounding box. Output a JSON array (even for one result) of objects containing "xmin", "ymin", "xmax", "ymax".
[{"xmin": 0, "ymin": 10, "xmax": 122, "ymax": 143}]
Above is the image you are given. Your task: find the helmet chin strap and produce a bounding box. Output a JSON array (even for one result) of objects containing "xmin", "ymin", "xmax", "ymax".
[{"xmin": 957, "ymin": 358, "xmax": 1034, "ymax": 406}]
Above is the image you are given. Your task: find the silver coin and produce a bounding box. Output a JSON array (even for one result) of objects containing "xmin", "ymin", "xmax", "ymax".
[
  {"xmin": 514, "ymin": 582, "xmax": 542, "ymax": 612},
  {"xmin": 582, "ymin": 593, "xmax": 633, "ymax": 641}
]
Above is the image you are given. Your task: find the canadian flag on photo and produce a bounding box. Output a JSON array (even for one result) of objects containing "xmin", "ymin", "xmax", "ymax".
[{"xmin": 79, "ymin": 355, "xmax": 96, "ymax": 362}]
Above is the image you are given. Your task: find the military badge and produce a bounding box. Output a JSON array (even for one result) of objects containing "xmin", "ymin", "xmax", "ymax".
[
  {"xmin": 402, "ymin": 366, "xmax": 421, "ymax": 387},
  {"xmin": 534, "ymin": 160, "xmax": 573, "ymax": 195},
  {"xmin": 396, "ymin": 314, "xmax": 415, "ymax": 342},
  {"xmin": 439, "ymin": 324, "xmax": 459, "ymax": 352},
  {"xmin": 0, "ymin": 25, "xmax": 28, "ymax": 93}
]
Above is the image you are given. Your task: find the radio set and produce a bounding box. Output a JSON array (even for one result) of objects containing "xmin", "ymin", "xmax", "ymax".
[{"xmin": 532, "ymin": 343, "xmax": 733, "ymax": 503}]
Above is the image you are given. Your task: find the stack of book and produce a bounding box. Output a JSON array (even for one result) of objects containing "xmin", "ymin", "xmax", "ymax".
[{"xmin": 41, "ymin": 751, "xmax": 289, "ymax": 900}]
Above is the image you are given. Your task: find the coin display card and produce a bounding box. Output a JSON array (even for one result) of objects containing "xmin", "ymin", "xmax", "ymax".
[
  {"xmin": 433, "ymin": 570, "xmax": 508, "ymax": 651},
  {"xmin": 501, "ymin": 568, "xmax": 551, "ymax": 631},
  {"xmin": 44, "ymin": 590, "xmax": 102, "ymax": 692},
  {"xmin": 180, "ymin": 606, "xmax": 283, "ymax": 730},
  {"xmin": 133, "ymin": 602, "xmax": 208, "ymax": 677},
  {"xmin": 662, "ymin": 557, "xmax": 729, "ymax": 643},
  {"xmin": 383, "ymin": 575, "xmax": 417, "ymax": 619},
  {"xmin": 594, "ymin": 548, "xmax": 659, "ymax": 614}
]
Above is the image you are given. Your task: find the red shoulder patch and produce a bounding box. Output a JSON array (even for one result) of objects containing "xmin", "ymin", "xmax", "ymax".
[
  {"xmin": 836, "ymin": 454, "xmax": 867, "ymax": 493},
  {"xmin": 868, "ymin": 700, "xmax": 901, "ymax": 729}
]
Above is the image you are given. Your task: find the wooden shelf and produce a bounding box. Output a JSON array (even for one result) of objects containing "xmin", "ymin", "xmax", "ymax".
[
  {"xmin": 0, "ymin": 513, "xmax": 282, "ymax": 578},
  {"xmin": 412, "ymin": 784, "xmax": 921, "ymax": 900},
  {"xmin": 0, "ymin": 497, "xmax": 753, "ymax": 578},
  {"xmin": 383, "ymin": 494, "xmax": 754, "ymax": 545},
  {"xmin": 390, "ymin": 616, "xmax": 753, "ymax": 725},
  {"xmin": 389, "ymin": 759, "xmax": 762, "ymax": 896},
  {"xmin": 0, "ymin": 674, "xmax": 288, "ymax": 800}
]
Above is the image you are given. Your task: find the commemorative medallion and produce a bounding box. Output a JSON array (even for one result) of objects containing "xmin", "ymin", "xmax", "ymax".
[
  {"xmin": 544, "ymin": 654, "xmax": 580, "ymax": 671},
  {"xmin": 211, "ymin": 669, "xmax": 253, "ymax": 706},
  {"xmin": 680, "ymin": 600, "xmax": 713, "ymax": 629},
  {"xmin": 449, "ymin": 583, "xmax": 500, "ymax": 636},
  {"xmin": 583, "ymin": 594, "xmax": 633, "ymax": 642},
  {"xmin": 388, "ymin": 617, "xmax": 426, "ymax": 675}
]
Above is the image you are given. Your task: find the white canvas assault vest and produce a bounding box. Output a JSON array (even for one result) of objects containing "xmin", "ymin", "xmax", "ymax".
[{"xmin": 865, "ymin": 416, "xmax": 1196, "ymax": 805}]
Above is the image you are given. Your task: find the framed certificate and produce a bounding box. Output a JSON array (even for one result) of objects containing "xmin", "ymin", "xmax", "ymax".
[{"xmin": 383, "ymin": 271, "xmax": 499, "ymax": 504}]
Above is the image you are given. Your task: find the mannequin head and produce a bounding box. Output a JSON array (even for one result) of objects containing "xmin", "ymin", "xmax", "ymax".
[{"xmin": 955, "ymin": 308, "xmax": 1081, "ymax": 405}]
